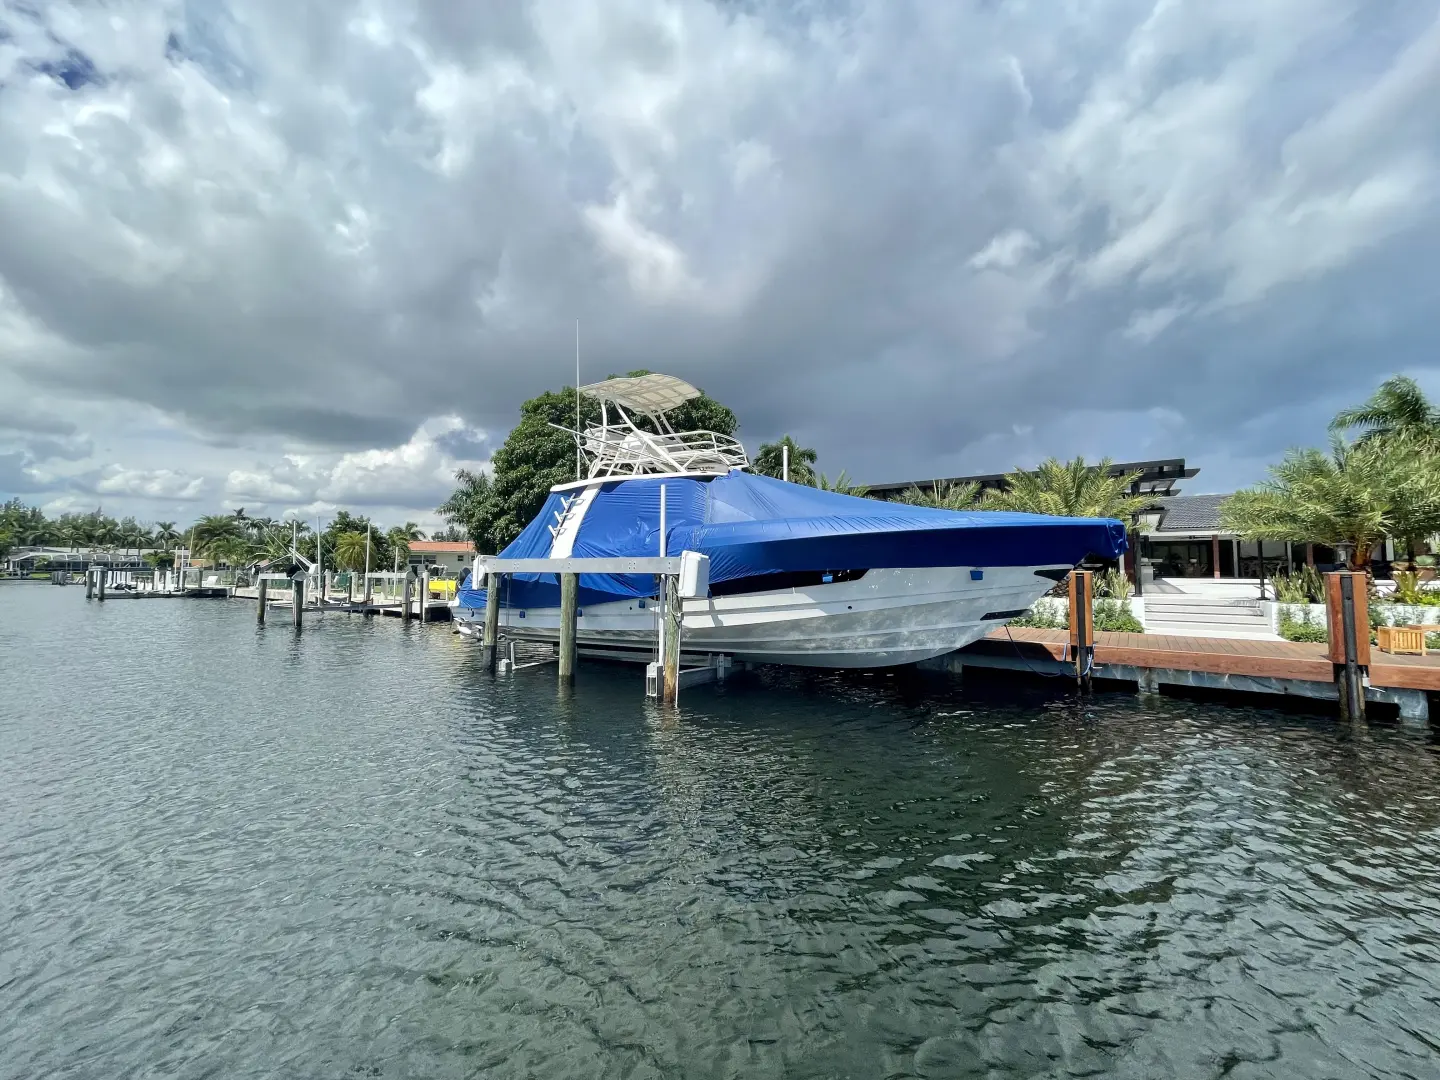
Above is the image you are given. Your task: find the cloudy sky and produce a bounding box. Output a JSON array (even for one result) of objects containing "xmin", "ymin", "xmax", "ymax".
[{"xmin": 2, "ymin": 0, "xmax": 1438, "ymax": 529}]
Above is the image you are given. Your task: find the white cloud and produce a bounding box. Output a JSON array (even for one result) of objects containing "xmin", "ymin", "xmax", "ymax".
[
  {"xmin": 93, "ymin": 466, "xmax": 205, "ymax": 500},
  {"xmin": 0, "ymin": 0, "xmax": 1437, "ymax": 517}
]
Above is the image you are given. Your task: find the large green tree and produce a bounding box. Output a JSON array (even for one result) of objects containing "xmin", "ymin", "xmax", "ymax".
[
  {"xmin": 1222, "ymin": 433, "xmax": 1440, "ymax": 569},
  {"xmin": 439, "ymin": 372, "xmax": 737, "ymax": 552},
  {"xmin": 980, "ymin": 457, "xmax": 1148, "ymax": 520}
]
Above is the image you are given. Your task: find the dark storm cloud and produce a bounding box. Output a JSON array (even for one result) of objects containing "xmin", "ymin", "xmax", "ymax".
[{"xmin": 0, "ymin": 0, "xmax": 1437, "ymax": 516}]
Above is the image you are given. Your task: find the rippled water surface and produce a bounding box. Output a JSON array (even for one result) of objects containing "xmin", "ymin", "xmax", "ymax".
[{"xmin": 4, "ymin": 584, "xmax": 1440, "ymax": 1078}]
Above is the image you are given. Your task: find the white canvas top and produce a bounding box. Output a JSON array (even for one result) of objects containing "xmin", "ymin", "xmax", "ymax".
[{"xmin": 578, "ymin": 373, "xmax": 700, "ymax": 415}]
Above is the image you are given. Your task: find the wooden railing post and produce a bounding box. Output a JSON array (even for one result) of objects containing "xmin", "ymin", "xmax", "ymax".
[
  {"xmin": 1325, "ymin": 571, "xmax": 1369, "ymax": 721},
  {"xmin": 1068, "ymin": 570, "xmax": 1094, "ymax": 691}
]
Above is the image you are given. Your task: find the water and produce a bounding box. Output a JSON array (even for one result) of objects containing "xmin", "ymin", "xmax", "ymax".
[{"xmin": 3, "ymin": 585, "xmax": 1439, "ymax": 1079}]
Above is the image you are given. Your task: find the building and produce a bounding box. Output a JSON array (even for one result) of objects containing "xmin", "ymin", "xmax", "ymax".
[{"xmin": 404, "ymin": 540, "xmax": 475, "ymax": 578}]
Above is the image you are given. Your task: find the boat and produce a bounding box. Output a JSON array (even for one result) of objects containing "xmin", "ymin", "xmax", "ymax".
[{"xmin": 453, "ymin": 374, "xmax": 1126, "ymax": 668}]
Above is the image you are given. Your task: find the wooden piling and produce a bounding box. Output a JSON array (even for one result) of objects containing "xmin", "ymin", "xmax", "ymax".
[
  {"xmin": 558, "ymin": 572, "xmax": 578, "ymax": 683},
  {"xmin": 419, "ymin": 569, "xmax": 430, "ymax": 623},
  {"xmin": 662, "ymin": 574, "xmax": 682, "ymax": 704},
  {"xmin": 484, "ymin": 572, "xmax": 501, "ymax": 673},
  {"xmin": 97, "ymin": 567, "xmax": 107, "ymax": 602},
  {"xmin": 85, "ymin": 567, "xmax": 95, "ymax": 600},
  {"xmin": 257, "ymin": 576, "xmax": 268, "ymax": 624},
  {"xmin": 292, "ymin": 573, "xmax": 305, "ymax": 631},
  {"xmin": 402, "ymin": 571, "xmax": 414, "ymax": 624},
  {"xmin": 1325, "ymin": 571, "xmax": 1369, "ymax": 721},
  {"xmin": 1068, "ymin": 570, "xmax": 1093, "ymax": 691}
]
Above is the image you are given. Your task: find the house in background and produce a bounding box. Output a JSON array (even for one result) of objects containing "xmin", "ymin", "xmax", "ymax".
[{"xmin": 404, "ymin": 539, "xmax": 475, "ymax": 578}]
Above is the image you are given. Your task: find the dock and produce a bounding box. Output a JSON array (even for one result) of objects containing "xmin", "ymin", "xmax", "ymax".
[{"xmin": 924, "ymin": 626, "xmax": 1436, "ymax": 725}]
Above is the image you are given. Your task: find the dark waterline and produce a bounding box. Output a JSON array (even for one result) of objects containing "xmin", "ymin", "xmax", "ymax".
[{"xmin": 3, "ymin": 583, "xmax": 1439, "ymax": 1079}]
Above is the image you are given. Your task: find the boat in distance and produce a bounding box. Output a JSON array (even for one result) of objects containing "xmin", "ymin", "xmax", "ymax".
[{"xmin": 453, "ymin": 374, "xmax": 1125, "ymax": 668}]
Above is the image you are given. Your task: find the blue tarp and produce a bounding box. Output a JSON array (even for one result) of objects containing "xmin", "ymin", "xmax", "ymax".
[{"xmin": 457, "ymin": 471, "xmax": 1126, "ymax": 610}]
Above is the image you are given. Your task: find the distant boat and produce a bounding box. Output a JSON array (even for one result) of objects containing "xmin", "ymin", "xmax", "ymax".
[{"xmin": 454, "ymin": 374, "xmax": 1125, "ymax": 668}]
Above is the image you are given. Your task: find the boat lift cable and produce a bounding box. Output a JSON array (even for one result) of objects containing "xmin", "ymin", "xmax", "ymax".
[{"xmin": 1001, "ymin": 625, "xmax": 1094, "ymax": 680}]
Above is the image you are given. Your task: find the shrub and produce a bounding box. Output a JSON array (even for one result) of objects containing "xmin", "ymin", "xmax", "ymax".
[
  {"xmin": 1096, "ymin": 568, "xmax": 1132, "ymax": 602},
  {"xmin": 1008, "ymin": 604, "xmax": 1067, "ymax": 630},
  {"xmin": 1277, "ymin": 604, "xmax": 1328, "ymax": 643},
  {"xmin": 1094, "ymin": 598, "xmax": 1143, "ymax": 633}
]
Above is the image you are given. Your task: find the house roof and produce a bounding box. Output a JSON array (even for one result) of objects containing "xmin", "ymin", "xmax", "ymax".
[
  {"xmin": 408, "ymin": 540, "xmax": 475, "ymax": 554},
  {"xmin": 1151, "ymin": 493, "xmax": 1230, "ymax": 532}
]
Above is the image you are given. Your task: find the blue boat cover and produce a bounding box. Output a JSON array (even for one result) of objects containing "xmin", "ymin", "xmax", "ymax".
[{"xmin": 457, "ymin": 471, "xmax": 1126, "ymax": 610}]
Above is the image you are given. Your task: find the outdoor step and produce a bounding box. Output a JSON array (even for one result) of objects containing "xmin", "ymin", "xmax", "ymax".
[
  {"xmin": 1143, "ymin": 612, "xmax": 1270, "ymax": 627},
  {"xmin": 1141, "ymin": 625, "xmax": 1283, "ymax": 641},
  {"xmin": 1143, "ymin": 602, "xmax": 1264, "ymax": 615}
]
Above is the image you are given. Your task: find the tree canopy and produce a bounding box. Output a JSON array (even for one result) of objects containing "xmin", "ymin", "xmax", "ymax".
[
  {"xmin": 1330, "ymin": 375, "xmax": 1440, "ymax": 446},
  {"xmin": 752, "ymin": 436, "xmax": 818, "ymax": 486},
  {"xmin": 438, "ymin": 372, "xmax": 738, "ymax": 552},
  {"xmin": 1222, "ymin": 433, "xmax": 1440, "ymax": 567},
  {"xmin": 979, "ymin": 457, "xmax": 1148, "ymax": 520}
]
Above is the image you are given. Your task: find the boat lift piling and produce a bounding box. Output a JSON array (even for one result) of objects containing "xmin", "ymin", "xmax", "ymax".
[
  {"xmin": 1069, "ymin": 570, "xmax": 1094, "ymax": 692},
  {"xmin": 401, "ymin": 570, "xmax": 414, "ymax": 624},
  {"xmin": 1327, "ymin": 571, "xmax": 1369, "ymax": 722},
  {"xmin": 257, "ymin": 576, "xmax": 268, "ymax": 624},
  {"xmin": 291, "ymin": 571, "xmax": 305, "ymax": 631},
  {"xmin": 471, "ymin": 552, "xmax": 720, "ymax": 701}
]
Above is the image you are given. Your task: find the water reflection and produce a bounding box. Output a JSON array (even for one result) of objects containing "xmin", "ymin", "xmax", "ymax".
[{"xmin": 3, "ymin": 585, "xmax": 1439, "ymax": 1078}]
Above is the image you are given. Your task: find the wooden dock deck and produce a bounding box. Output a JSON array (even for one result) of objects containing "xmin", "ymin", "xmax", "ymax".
[{"xmin": 919, "ymin": 627, "xmax": 1440, "ymax": 725}]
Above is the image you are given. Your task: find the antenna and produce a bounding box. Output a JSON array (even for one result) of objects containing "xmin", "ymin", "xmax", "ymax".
[{"xmin": 575, "ymin": 320, "xmax": 581, "ymax": 481}]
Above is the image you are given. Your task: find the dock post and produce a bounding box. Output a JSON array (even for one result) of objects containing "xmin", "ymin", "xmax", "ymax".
[
  {"xmin": 85, "ymin": 567, "xmax": 96, "ymax": 600},
  {"xmin": 97, "ymin": 567, "xmax": 107, "ymax": 602},
  {"xmin": 484, "ymin": 572, "xmax": 501, "ymax": 673},
  {"xmin": 292, "ymin": 572, "xmax": 305, "ymax": 632},
  {"xmin": 419, "ymin": 569, "xmax": 430, "ymax": 623},
  {"xmin": 662, "ymin": 574, "xmax": 682, "ymax": 704},
  {"xmin": 1325, "ymin": 571, "xmax": 1369, "ymax": 722},
  {"xmin": 257, "ymin": 576, "xmax": 268, "ymax": 624},
  {"xmin": 559, "ymin": 572, "xmax": 578, "ymax": 684},
  {"xmin": 402, "ymin": 570, "xmax": 414, "ymax": 624},
  {"xmin": 1068, "ymin": 570, "xmax": 1093, "ymax": 691}
]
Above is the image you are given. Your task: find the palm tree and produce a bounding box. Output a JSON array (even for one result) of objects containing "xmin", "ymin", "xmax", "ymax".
[
  {"xmin": 386, "ymin": 522, "xmax": 425, "ymax": 570},
  {"xmin": 753, "ymin": 436, "xmax": 818, "ymax": 485},
  {"xmin": 334, "ymin": 531, "xmax": 369, "ymax": 572},
  {"xmin": 1330, "ymin": 375, "xmax": 1440, "ymax": 446},
  {"xmin": 153, "ymin": 522, "xmax": 180, "ymax": 551},
  {"xmin": 813, "ymin": 471, "xmax": 870, "ymax": 497},
  {"xmin": 191, "ymin": 514, "xmax": 248, "ymax": 565},
  {"xmin": 980, "ymin": 457, "xmax": 1149, "ymax": 520},
  {"xmin": 898, "ymin": 480, "xmax": 981, "ymax": 510},
  {"xmin": 1221, "ymin": 433, "xmax": 1440, "ymax": 569}
]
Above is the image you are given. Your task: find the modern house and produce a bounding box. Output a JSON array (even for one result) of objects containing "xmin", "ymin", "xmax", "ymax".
[{"xmin": 404, "ymin": 540, "xmax": 475, "ymax": 578}]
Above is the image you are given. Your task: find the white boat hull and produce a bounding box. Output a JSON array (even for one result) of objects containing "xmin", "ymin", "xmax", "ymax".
[{"xmin": 453, "ymin": 565, "xmax": 1063, "ymax": 668}]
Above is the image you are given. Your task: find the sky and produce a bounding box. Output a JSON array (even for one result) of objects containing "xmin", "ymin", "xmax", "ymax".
[{"xmin": 1, "ymin": 0, "xmax": 1438, "ymax": 530}]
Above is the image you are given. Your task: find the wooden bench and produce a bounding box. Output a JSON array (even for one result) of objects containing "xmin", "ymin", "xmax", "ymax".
[{"xmin": 1377, "ymin": 625, "xmax": 1426, "ymax": 656}]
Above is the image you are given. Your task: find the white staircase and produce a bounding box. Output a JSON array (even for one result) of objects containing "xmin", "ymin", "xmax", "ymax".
[{"xmin": 1142, "ymin": 594, "xmax": 1277, "ymax": 639}]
